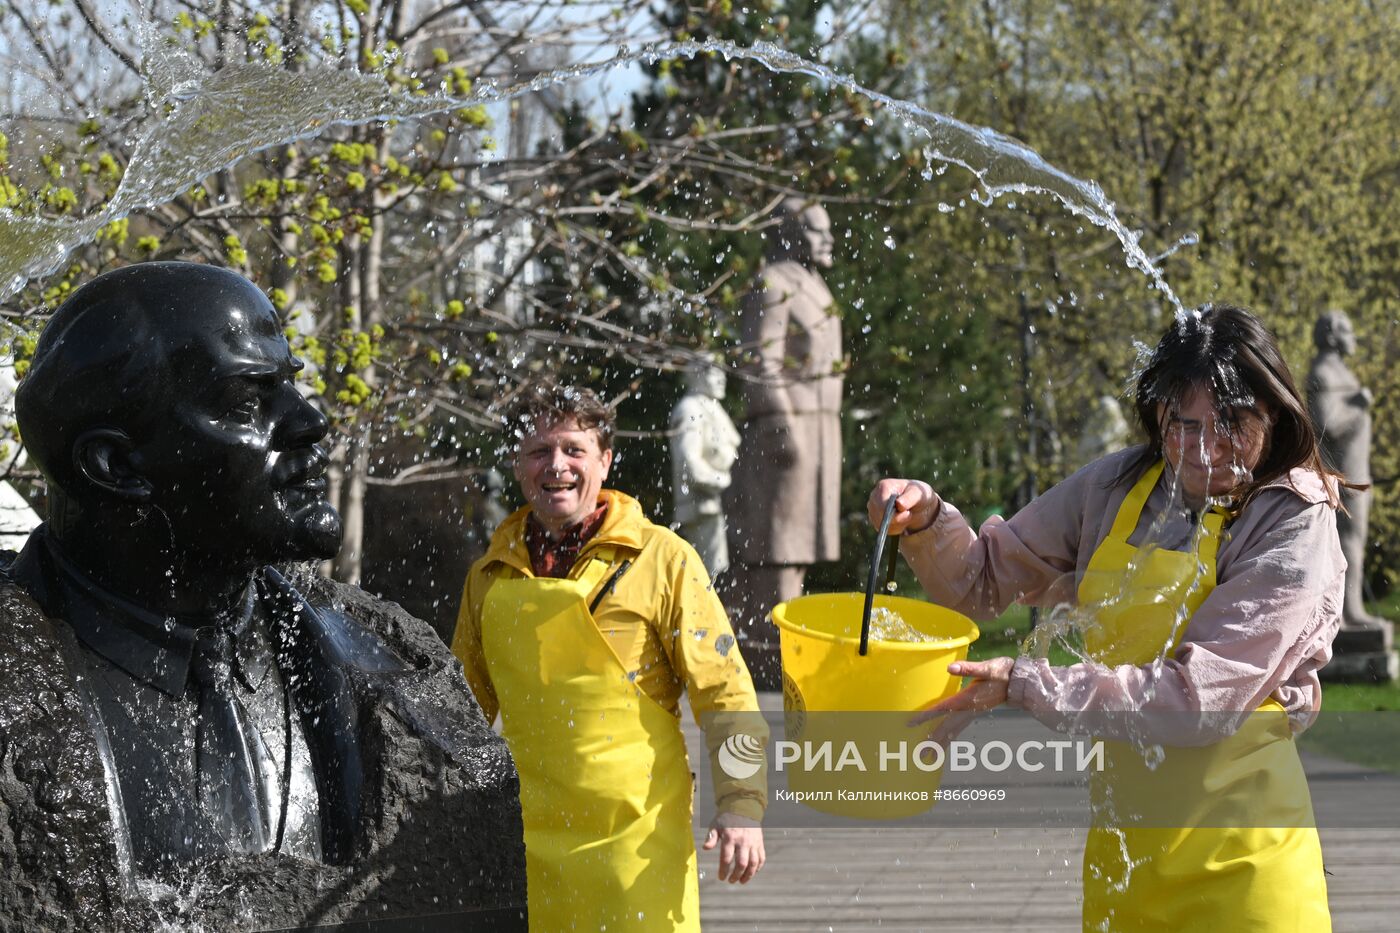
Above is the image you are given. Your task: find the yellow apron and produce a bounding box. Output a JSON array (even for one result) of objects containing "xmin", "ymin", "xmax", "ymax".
[
  {"xmin": 483, "ymin": 550, "xmax": 700, "ymax": 932},
  {"xmin": 1078, "ymin": 462, "xmax": 1330, "ymax": 933}
]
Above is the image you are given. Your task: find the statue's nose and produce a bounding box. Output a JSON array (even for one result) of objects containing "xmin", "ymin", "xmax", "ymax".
[{"xmin": 273, "ymin": 386, "xmax": 329, "ymax": 449}]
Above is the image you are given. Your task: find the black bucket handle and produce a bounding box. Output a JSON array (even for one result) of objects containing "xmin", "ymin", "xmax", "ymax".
[{"xmin": 860, "ymin": 494, "xmax": 902, "ymax": 656}]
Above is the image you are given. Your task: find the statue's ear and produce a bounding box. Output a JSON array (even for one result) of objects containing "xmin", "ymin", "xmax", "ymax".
[{"xmin": 72, "ymin": 428, "xmax": 153, "ymax": 502}]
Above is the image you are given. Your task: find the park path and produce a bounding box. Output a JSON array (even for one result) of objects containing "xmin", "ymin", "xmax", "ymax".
[{"xmin": 685, "ymin": 693, "xmax": 1400, "ymax": 932}]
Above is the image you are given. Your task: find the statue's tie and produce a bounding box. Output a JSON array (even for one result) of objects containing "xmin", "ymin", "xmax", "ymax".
[{"xmin": 189, "ymin": 627, "xmax": 269, "ymax": 854}]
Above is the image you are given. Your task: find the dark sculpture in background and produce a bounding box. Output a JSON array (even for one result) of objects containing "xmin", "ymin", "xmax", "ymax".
[
  {"xmin": 1307, "ymin": 309, "xmax": 1398, "ymax": 682},
  {"xmin": 725, "ymin": 197, "xmax": 844, "ymax": 688},
  {"xmin": 0, "ymin": 262, "xmax": 525, "ymax": 931}
]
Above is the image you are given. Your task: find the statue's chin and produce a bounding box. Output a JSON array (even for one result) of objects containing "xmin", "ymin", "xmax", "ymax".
[{"xmin": 285, "ymin": 504, "xmax": 344, "ymax": 562}]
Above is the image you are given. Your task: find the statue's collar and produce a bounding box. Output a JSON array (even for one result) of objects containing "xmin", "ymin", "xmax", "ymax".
[{"xmin": 10, "ymin": 527, "xmax": 262, "ymax": 697}]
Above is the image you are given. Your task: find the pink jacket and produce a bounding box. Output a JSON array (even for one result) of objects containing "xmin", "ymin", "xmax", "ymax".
[{"xmin": 900, "ymin": 447, "xmax": 1344, "ymax": 730}]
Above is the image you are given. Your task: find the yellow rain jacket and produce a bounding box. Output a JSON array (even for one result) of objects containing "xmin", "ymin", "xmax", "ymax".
[{"xmin": 454, "ymin": 489, "xmax": 766, "ymax": 930}]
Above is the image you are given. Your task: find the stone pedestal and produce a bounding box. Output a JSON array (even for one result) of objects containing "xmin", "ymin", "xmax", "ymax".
[
  {"xmin": 0, "ymin": 569, "xmax": 528, "ymax": 932},
  {"xmin": 1321, "ymin": 621, "xmax": 1398, "ymax": 683},
  {"xmin": 720, "ymin": 564, "xmax": 803, "ymax": 691},
  {"xmin": 736, "ymin": 625, "xmax": 784, "ymax": 692}
]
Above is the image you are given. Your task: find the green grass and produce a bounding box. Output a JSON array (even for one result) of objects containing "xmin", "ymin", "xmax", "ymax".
[
  {"xmin": 1312, "ymin": 679, "xmax": 1400, "ymax": 712},
  {"xmin": 964, "ymin": 604, "xmax": 1081, "ymax": 667},
  {"xmin": 1321, "ymin": 597, "xmax": 1400, "ymax": 712},
  {"xmin": 1296, "ymin": 714, "xmax": 1400, "ymax": 773}
]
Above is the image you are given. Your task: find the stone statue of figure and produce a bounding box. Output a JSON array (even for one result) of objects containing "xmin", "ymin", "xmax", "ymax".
[
  {"xmin": 1307, "ymin": 309, "xmax": 1393, "ymax": 650},
  {"xmin": 0, "ymin": 263, "xmax": 524, "ymax": 930},
  {"xmin": 0, "ymin": 362, "xmax": 41, "ymax": 551},
  {"xmin": 670, "ymin": 359, "xmax": 741, "ymax": 574},
  {"xmin": 1076, "ymin": 394, "xmax": 1132, "ymax": 466},
  {"xmin": 725, "ymin": 197, "xmax": 843, "ymax": 686}
]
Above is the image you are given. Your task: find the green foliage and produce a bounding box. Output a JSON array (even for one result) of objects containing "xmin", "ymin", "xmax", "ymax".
[
  {"xmin": 0, "ymin": 0, "xmax": 503, "ymax": 474},
  {"xmin": 891, "ymin": 0, "xmax": 1400, "ymax": 587},
  {"xmin": 9, "ymin": 0, "xmax": 1400, "ymax": 593}
]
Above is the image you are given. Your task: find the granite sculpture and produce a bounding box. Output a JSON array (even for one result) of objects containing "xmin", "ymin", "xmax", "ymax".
[{"xmin": 0, "ymin": 262, "xmax": 526, "ymax": 931}]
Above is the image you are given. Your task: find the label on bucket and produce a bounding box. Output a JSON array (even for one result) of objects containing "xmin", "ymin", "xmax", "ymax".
[{"xmin": 782, "ymin": 671, "xmax": 807, "ymax": 736}]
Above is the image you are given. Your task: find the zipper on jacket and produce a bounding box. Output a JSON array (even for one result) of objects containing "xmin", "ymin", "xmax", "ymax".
[{"xmin": 588, "ymin": 559, "xmax": 634, "ymax": 614}]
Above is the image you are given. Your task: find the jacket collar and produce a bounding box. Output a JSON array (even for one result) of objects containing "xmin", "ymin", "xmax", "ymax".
[
  {"xmin": 1261, "ymin": 466, "xmax": 1339, "ymax": 507},
  {"xmin": 482, "ymin": 488, "xmax": 648, "ymax": 577}
]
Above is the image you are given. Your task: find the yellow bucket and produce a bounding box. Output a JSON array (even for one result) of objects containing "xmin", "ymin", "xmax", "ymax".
[{"xmin": 772, "ymin": 592, "xmax": 979, "ymax": 817}]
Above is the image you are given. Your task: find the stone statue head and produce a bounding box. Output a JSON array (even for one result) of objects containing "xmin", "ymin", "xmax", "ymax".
[
  {"xmin": 1313, "ymin": 309, "xmax": 1356, "ymax": 356},
  {"xmin": 765, "ymin": 197, "xmax": 834, "ymax": 269},
  {"xmin": 15, "ymin": 262, "xmax": 342, "ymax": 567},
  {"xmin": 684, "ymin": 358, "xmax": 726, "ymax": 400}
]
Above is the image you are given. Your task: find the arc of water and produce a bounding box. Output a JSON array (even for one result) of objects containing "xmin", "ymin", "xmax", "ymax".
[{"xmin": 0, "ymin": 37, "xmax": 1181, "ymax": 313}]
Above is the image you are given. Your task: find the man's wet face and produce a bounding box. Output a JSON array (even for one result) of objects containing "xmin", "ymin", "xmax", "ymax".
[
  {"xmin": 129, "ymin": 286, "xmax": 342, "ymax": 564},
  {"xmin": 513, "ymin": 418, "xmax": 613, "ymax": 536}
]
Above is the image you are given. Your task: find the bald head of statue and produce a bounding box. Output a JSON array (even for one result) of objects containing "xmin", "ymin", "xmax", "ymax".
[
  {"xmin": 1313, "ymin": 309, "xmax": 1357, "ymax": 357},
  {"xmin": 16, "ymin": 262, "xmax": 342, "ymax": 577}
]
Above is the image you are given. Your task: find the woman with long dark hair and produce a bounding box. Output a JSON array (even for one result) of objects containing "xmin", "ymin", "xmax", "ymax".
[{"xmin": 872, "ymin": 304, "xmax": 1342, "ymax": 931}]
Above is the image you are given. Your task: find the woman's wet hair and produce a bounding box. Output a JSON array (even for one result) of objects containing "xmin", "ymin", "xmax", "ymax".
[
  {"xmin": 1124, "ymin": 303, "xmax": 1342, "ymax": 508},
  {"xmin": 505, "ymin": 383, "xmax": 616, "ymax": 451}
]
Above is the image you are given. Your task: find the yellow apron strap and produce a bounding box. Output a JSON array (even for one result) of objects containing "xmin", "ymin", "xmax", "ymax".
[
  {"xmin": 1106, "ymin": 461, "xmax": 1228, "ymax": 569},
  {"xmin": 1108, "ymin": 461, "xmax": 1164, "ymax": 542},
  {"xmin": 1198, "ymin": 506, "xmax": 1227, "ymax": 569}
]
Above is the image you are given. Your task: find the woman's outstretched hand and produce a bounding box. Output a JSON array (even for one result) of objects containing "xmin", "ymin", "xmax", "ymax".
[
  {"xmin": 867, "ymin": 479, "xmax": 943, "ymax": 535},
  {"xmin": 908, "ymin": 657, "xmax": 1016, "ymax": 746}
]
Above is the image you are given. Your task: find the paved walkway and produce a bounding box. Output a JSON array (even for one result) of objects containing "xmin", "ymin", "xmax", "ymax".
[{"xmin": 684, "ymin": 693, "xmax": 1400, "ymax": 932}]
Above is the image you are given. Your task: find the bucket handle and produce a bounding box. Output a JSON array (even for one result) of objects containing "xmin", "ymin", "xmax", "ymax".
[{"xmin": 860, "ymin": 494, "xmax": 902, "ymax": 656}]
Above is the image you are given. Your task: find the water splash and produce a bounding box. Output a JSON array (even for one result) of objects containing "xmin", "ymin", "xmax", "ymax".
[
  {"xmin": 1022, "ymin": 436, "xmax": 1253, "ymax": 750},
  {"xmin": 865, "ymin": 606, "xmax": 937, "ymax": 643},
  {"xmin": 1, "ymin": 37, "xmax": 1182, "ymax": 314}
]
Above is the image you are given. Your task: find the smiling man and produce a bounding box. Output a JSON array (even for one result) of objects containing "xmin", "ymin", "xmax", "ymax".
[
  {"xmin": 453, "ymin": 384, "xmax": 768, "ymax": 931},
  {"xmin": 0, "ymin": 262, "xmax": 524, "ymax": 929}
]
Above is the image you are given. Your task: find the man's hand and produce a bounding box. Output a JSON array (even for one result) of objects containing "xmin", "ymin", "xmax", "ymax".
[{"xmin": 703, "ymin": 812, "xmax": 765, "ymax": 884}]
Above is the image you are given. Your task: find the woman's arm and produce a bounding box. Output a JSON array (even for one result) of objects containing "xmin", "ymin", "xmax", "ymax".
[
  {"xmin": 1008, "ymin": 489, "xmax": 1344, "ymax": 742},
  {"xmin": 871, "ymin": 460, "xmax": 1100, "ymax": 621}
]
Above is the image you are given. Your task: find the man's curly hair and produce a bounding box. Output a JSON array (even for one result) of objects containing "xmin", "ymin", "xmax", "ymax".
[{"xmin": 505, "ymin": 383, "xmax": 616, "ymax": 450}]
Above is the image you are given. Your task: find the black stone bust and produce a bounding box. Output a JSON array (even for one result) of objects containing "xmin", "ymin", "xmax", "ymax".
[{"xmin": 0, "ymin": 263, "xmax": 524, "ymax": 931}]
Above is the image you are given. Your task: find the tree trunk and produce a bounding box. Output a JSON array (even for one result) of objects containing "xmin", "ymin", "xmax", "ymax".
[
  {"xmin": 330, "ymin": 187, "xmax": 366, "ymax": 582},
  {"xmin": 330, "ymin": 112, "xmax": 389, "ymax": 586}
]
